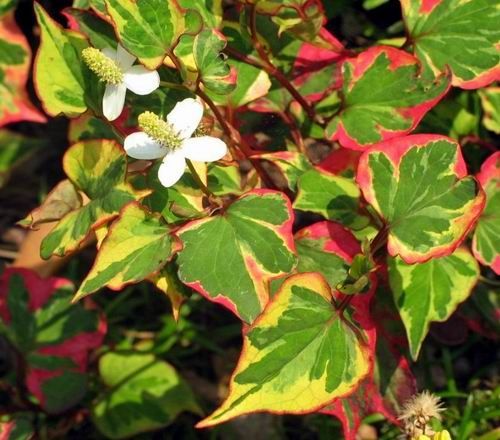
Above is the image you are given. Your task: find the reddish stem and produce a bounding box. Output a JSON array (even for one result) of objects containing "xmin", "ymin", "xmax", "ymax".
[
  {"xmin": 195, "ymin": 87, "xmax": 277, "ymax": 189},
  {"xmin": 246, "ymin": 5, "xmax": 321, "ymax": 124}
]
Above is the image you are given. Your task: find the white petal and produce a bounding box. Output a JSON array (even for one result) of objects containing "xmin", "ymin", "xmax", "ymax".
[
  {"xmin": 166, "ymin": 98, "xmax": 204, "ymax": 140},
  {"xmin": 181, "ymin": 136, "xmax": 228, "ymax": 162},
  {"xmin": 102, "ymin": 47, "xmax": 117, "ymax": 62},
  {"xmin": 116, "ymin": 44, "xmax": 136, "ymax": 70},
  {"xmin": 102, "ymin": 83, "xmax": 126, "ymax": 121},
  {"xmin": 124, "ymin": 132, "xmax": 167, "ymax": 160},
  {"xmin": 124, "ymin": 65, "xmax": 160, "ymax": 95},
  {"xmin": 158, "ymin": 150, "xmax": 186, "ymax": 187}
]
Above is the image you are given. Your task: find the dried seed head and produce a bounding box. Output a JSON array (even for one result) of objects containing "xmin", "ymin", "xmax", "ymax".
[
  {"xmin": 82, "ymin": 47, "xmax": 123, "ymax": 85},
  {"xmin": 138, "ymin": 111, "xmax": 182, "ymax": 150},
  {"xmin": 399, "ymin": 392, "xmax": 445, "ymax": 439}
]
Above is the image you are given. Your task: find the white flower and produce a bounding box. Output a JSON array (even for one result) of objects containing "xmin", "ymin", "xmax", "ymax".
[
  {"xmin": 124, "ymin": 98, "xmax": 228, "ymax": 187},
  {"xmin": 82, "ymin": 44, "xmax": 160, "ymax": 121}
]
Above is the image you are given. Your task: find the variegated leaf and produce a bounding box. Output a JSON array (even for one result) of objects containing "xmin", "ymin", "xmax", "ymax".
[
  {"xmin": 388, "ymin": 247, "xmax": 479, "ymax": 359},
  {"xmin": 357, "ymin": 134, "xmax": 485, "ymax": 263},
  {"xmin": 176, "ymin": 190, "xmax": 296, "ymax": 323},
  {"xmin": 197, "ymin": 272, "xmax": 372, "ymax": 427}
]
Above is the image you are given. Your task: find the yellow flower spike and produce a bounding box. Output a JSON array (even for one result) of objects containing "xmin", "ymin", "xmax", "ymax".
[
  {"xmin": 138, "ymin": 111, "xmax": 182, "ymax": 150},
  {"xmin": 81, "ymin": 47, "xmax": 123, "ymax": 84}
]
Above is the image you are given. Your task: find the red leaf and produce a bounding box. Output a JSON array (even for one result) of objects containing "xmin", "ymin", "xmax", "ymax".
[{"xmin": 0, "ymin": 268, "xmax": 106, "ymax": 410}]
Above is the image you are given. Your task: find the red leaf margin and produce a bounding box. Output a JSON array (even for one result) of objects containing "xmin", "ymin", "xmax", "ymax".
[
  {"xmin": 175, "ymin": 189, "xmax": 296, "ymax": 323},
  {"xmin": 356, "ymin": 134, "xmax": 486, "ymax": 264},
  {"xmin": 472, "ymin": 151, "xmax": 500, "ymax": 274},
  {"xmin": 400, "ymin": 0, "xmax": 500, "ymax": 90},
  {"xmin": 328, "ymin": 46, "xmax": 451, "ymax": 150},
  {"xmin": 0, "ymin": 267, "xmax": 106, "ymax": 410},
  {"xmin": 0, "ymin": 11, "xmax": 46, "ymax": 127}
]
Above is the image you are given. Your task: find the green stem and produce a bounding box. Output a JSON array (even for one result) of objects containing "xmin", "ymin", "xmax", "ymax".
[
  {"xmin": 195, "ymin": 87, "xmax": 277, "ymax": 189},
  {"xmin": 159, "ymin": 80, "xmax": 188, "ymax": 91},
  {"xmin": 186, "ymin": 159, "xmax": 214, "ymax": 199}
]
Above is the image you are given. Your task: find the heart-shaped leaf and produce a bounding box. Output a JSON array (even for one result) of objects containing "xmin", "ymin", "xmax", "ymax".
[
  {"xmin": 40, "ymin": 139, "xmax": 148, "ymax": 259},
  {"xmin": 401, "ymin": 0, "xmax": 500, "ymax": 89},
  {"xmin": 75, "ymin": 202, "xmax": 178, "ymax": 300},
  {"xmin": 177, "ymin": 190, "xmax": 296, "ymax": 323},
  {"xmin": 104, "ymin": 0, "xmax": 198, "ymax": 69},
  {"xmin": 357, "ymin": 134, "xmax": 485, "ymax": 263},
  {"xmin": 197, "ymin": 272, "xmax": 372, "ymax": 427},
  {"xmin": 91, "ymin": 351, "xmax": 200, "ymax": 439},
  {"xmin": 472, "ymin": 152, "xmax": 500, "ymax": 274},
  {"xmin": 388, "ymin": 247, "xmax": 479, "ymax": 359},
  {"xmin": 325, "ymin": 46, "xmax": 450, "ymax": 150},
  {"xmin": 193, "ymin": 29, "xmax": 236, "ymax": 95}
]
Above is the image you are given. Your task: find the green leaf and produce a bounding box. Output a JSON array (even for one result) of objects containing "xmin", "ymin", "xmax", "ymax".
[
  {"xmin": 212, "ymin": 61, "xmax": 271, "ymax": 107},
  {"xmin": 68, "ymin": 112, "xmax": 119, "ymax": 142},
  {"xmin": 149, "ymin": 262, "xmax": 189, "ymax": 322},
  {"xmin": 177, "ymin": 190, "xmax": 297, "ymax": 323},
  {"xmin": 270, "ymin": 221, "xmax": 363, "ymax": 296},
  {"xmin": 34, "ymin": 289, "xmax": 98, "ymax": 346},
  {"xmin": 92, "ymin": 351, "xmax": 200, "ymax": 439},
  {"xmin": 41, "ymin": 371, "xmax": 87, "ymax": 413},
  {"xmin": 64, "ymin": 8, "xmax": 117, "ymax": 49},
  {"xmin": 41, "ymin": 139, "xmax": 147, "ymax": 259},
  {"xmin": 26, "ymin": 353, "xmax": 75, "ymax": 370},
  {"xmin": 0, "ymin": 130, "xmax": 45, "ymax": 188},
  {"xmin": 401, "ymin": 0, "xmax": 500, "ymax": 89},
  {"xmin": 357, "ymin": 135, "xmax": 485, "ymax": 263},
  {"xmin": 295, "ymin": 221, "xmax": 360, "ymax": 289},
  {"xmin": 6, "ymin": 274, "xmax": 36, "ymax": 351},
  {"xmin": 142, "ymin": 162, "xmax": 205, "ymax": 224},
  {"xmin": 34, "ymin": 3, "xmax": 90, "ymax": 117},
  {"xmin": 177, "ymin": 0, "xmax": 222, "ymax": 28},
  {"xmin": 1, "ymin": 415, "xmax": 34, "ymax": 440},
  {"xmin": 388, "ymin": 247, "xmax": 479, "ymax": 359},
  {"xmin": 104, "ymin": 0, "xmax": 198, "ymax": 69},
  {"xmin": 293, "ymin": 168, "xmax": 361, "ymax": 227},
  {"xmin": 75, "ymin": 202, "xmax": 177, "ymax": 300},
  {"xmin": 207, "ymin": 163, "xmax": 247, "ymax": 196},
  {"xmin": 257, "ymin": 0, "xmax": 324, "ymax": 41},
  {"xmin": 253, "ymin": 150, "xmax": 313, "ymax": 191},
  {"xmin": 197, "ymin": 272, "xmax": 371, "ymax": 427},
  {"xmin": 472, "ymin": 152, "xmax": 500, "ymax": 274},
  {"xmin": 479, "ymin": 87, "xmax": 500, "ymax": 134},
  {"xmin": 0, "ymin": 8, "xmax": 45, "ymax": 125},
  {"xmin": 326, "ymin": 46, "xmax": 450, "ymax": 149},
  {"xmin": 193, "ymin": 29, "xmax": 236, "ymax": 95}
]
